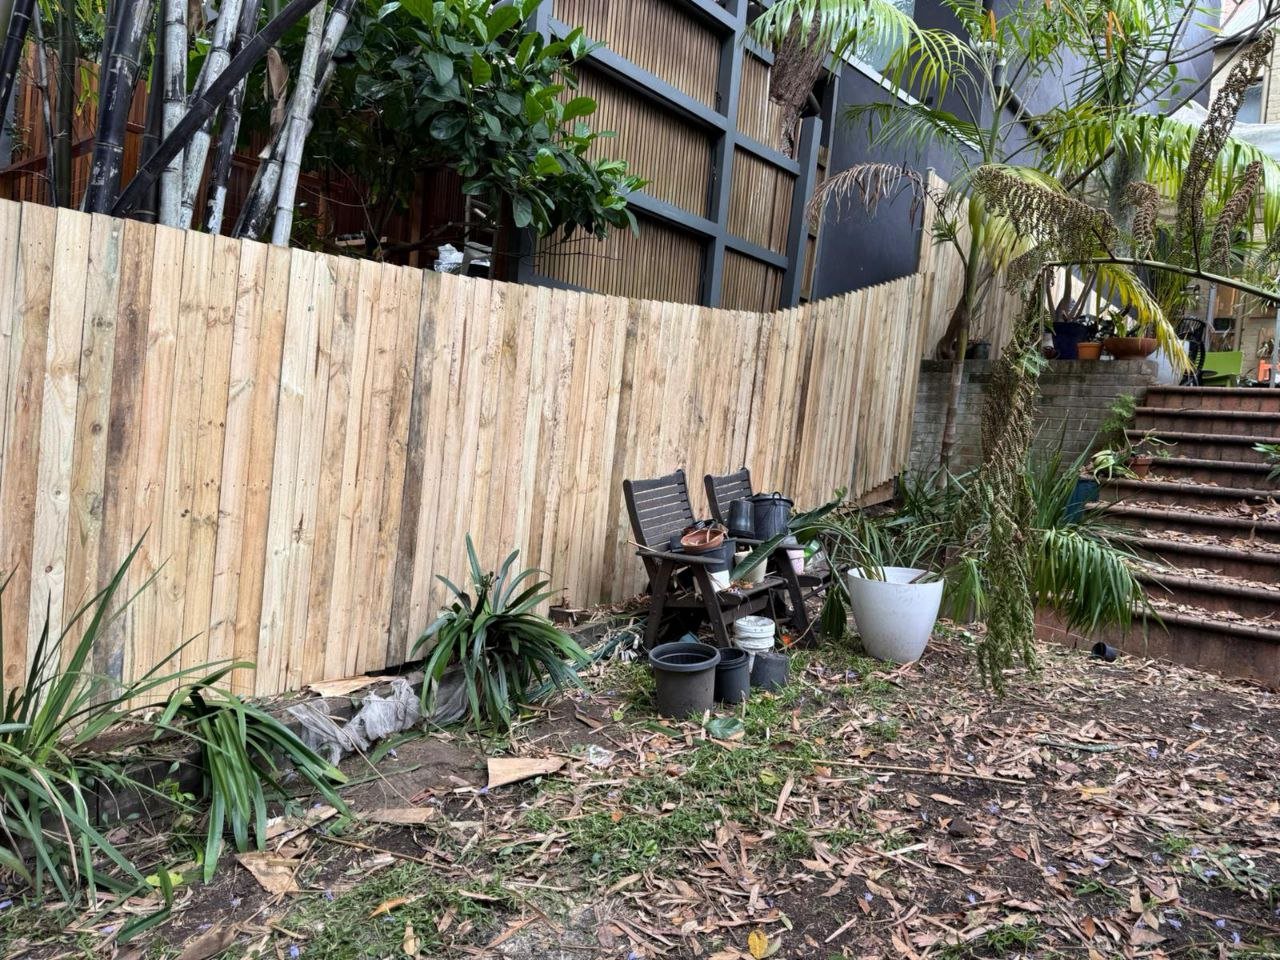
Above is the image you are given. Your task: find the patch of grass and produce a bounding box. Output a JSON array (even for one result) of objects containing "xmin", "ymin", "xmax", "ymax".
[
  {"xmin": 939, "ymin": 922, "xmax": 1041, "ymax": 958},
  {"xmin": 282, "ymin": 863, "xmax": 511, "ymax": 960},
  {"xmin": 1071, "ymin": 878, "xmax": 1128, "ymax": 906},
  {"xmin": 1158, "ymin": 833, "xmax": 1194, "ymax": 856},
  {"xmin": 550, "ymin": 739, "xmax": 819, "ymax": 880},
  {"xmin": 866, "ymin": 717, "xmax": 901, "ymax": 742},
  {"xmin": 821, "ymin": 825, "xmax": 871, "ymax": 853},
  {"xmin": 567, "ymin": 803, "xmax": 721, "ymax": 877},
  {"xmin": 0, "ymin": 901, "xmax": 97, "ymax": 958},
  {"xmin": 772, "ymin": 827, "xmax": 813, "ymax": 862}
]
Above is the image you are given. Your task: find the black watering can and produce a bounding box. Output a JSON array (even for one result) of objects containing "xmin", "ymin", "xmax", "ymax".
[{"xmin": 749, "ymin": 492, "xmax": 793, "ymax": 541}]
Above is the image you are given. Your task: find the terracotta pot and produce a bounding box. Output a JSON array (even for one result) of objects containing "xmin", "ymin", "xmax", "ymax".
[
  {"xmin": 1076, "ymin": 341, "xmax": 1102, "ymax": 360},
  {"xmin": 1103, "ymin": 336, "xmax": 1158, "ymax": 359},
  {"xmin": 1130, "ymin": 455, "xmax": 1153, "ymax": 479}
]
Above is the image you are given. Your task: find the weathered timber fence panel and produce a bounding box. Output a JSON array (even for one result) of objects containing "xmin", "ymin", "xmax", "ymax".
[{"xmin": 0, "ymin": 196, "xmax": 1015, "ymax": 695}]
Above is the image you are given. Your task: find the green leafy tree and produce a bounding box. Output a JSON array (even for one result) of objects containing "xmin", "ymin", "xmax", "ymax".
[{"xmin": 310, "ymin": 0, "xmax": 643, "ymax": 258}]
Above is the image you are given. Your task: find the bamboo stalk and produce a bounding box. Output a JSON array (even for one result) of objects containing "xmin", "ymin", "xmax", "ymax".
[
  {"xmin": 84, "ymin": 0, "xmax": 155, "ymax": 212},
  {"xmin": 204, "ymin": 0, "xmax": 262, "ymax": 233},
  {"xmin": 0, "ymin": 0, "xmax": 32, "ymax": 129},
  {"xmin": 158, "ymin": 0, "xmax": 187, "ymax": 224},
  {"xmin": 176, "ymin": 0, "xmax": 246, "ymax": 228},
  {"xmin": 53, "ymin": 0, "xmax": 74, "ymax": 206},
  {"xmin": 268, "ymin": 1, "xmax": 323, "ymax": 246},
  {"xmin": 135, "ymin": 9, "xmax": 165, "ymax": 223},
  {"xmin": 31, "ymin": 4, "xmax": 55, "ymax": 206},
  {"xmin": 234, "ymin": 0, "xmax": 354, "ymax": 239},
  {"xmin": 111, "ymin": 0, "xmax": 328, "ymax": 217}
]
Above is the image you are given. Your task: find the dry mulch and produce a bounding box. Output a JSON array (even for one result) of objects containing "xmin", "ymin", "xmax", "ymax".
[{"xmin": 8, "ymin": 628, "xmax": 1280, "ymax": 960}]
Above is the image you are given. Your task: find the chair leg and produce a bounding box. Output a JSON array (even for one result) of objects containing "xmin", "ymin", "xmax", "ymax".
[
  {"xmin": 693, "ymin": 568, "xmax": 732, "ymax": 647},
  {"xmin": 644, "ymin": 561, "xmax": 675, "ymax": 650}
]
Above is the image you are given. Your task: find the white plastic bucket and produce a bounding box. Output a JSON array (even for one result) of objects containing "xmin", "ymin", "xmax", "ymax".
[
  {"xmin": 785, "ymin": 547, "xmax": 804, "ymax": 574},
  {"xmin": 734, "ymin": 550, "xmax": 767, "ymax": 584},
  {"xmin": 732, "ymin": 615, "xmax": 776, "ymax": 668},
  {"xmin": 845, "ymin": 566, "xmax": 943, "ymax": 663},
  {"xmin": 699, "ymin": 570, "xmax": 730, "ymax": 598}
]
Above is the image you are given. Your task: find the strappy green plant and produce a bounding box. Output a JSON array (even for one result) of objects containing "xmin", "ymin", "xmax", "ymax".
[
  {"xmin": 413, "ymin": 537, "xmax": 588, "ymax": 732},
  {"xmin": 1, "ymin": 541, "xmax": 346, "ymax": 920},
  {"xmin": 160, "ymin": 684, "xmax": 347, "ymax": 883}
]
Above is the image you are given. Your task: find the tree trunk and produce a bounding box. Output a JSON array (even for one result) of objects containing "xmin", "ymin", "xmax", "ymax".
[
  {"xmin": 84, "ymin": 0, "xmax": 155, "ymax": 212},
  {"xmin": 204, "ymin": 0, "xmax": 262, "ymax": 233},
  {"xmin": 177, "ymin": 0, "xmax": 245, "ymax": 227},
  {"xmin": 0, "ymin": 0, "xmax": 32, "ymax": 132},
  {"xmin": 159, "ymin": 0, "xmax": 187, "ymax": 224},
  {"xmin": 53, "ymin": 0, "xmax": 75, "ymax": 207},
  {"xmin": 936, "ymin": 297, "xmax": 971, "ymax": 479},
  {"xmin": 269, "ymin": 2, "xmax": 323, "ymax": 245},
  {"xmin": 111, "ymin": 0, "xmax": 329, "ymax": 218}
]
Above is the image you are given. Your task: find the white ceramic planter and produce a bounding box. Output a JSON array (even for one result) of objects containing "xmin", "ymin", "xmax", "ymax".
[{"xmin": 845, "ymin": 566, "xmax": 943, "ymax": 663}]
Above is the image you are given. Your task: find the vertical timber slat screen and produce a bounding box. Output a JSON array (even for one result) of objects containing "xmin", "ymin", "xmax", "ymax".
[{"xmin": 0, "ymin": 193, "xmax": 1008, "ymax": 695}]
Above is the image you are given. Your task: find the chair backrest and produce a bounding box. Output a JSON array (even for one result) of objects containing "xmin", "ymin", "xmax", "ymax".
[
  {"xmin": 704, "ymin": 468, "xmax": 753, "ymax": 523},
  {"xmin": 623, "ymin": 469, "xmax": 697, "ymax": 549}
]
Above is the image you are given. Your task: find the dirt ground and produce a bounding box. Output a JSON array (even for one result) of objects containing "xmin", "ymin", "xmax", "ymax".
[{"xmin": 4, "ymin": 623, "xmax": 1279, "ymax": 960}]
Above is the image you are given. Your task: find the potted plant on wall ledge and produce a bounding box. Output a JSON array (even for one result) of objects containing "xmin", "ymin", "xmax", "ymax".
[{"xmin": 1102, "ymin": 312, "xmax": 1160, "ymax": 359}]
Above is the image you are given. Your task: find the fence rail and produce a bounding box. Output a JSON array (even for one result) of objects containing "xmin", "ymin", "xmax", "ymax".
[{"xmin": 0, "ymin": 191, "xmax": 1016, "ymax": 696}]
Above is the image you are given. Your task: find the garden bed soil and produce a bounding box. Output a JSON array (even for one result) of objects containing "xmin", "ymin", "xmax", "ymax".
[{"xmin": 5, "ymin": 621, "xmax": 1279, "ymax": 960}]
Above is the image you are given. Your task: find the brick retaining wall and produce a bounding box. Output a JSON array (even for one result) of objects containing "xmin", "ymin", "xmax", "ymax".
[{"xmin": 909, "ymin": 359, "xmax": 1160, "ymax": 475}]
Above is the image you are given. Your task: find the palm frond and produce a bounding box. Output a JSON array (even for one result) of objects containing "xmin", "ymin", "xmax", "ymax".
[
  {"xmin": 752, "ymin": 0, "xmax": 947, "ymax": 83},
  {"xmin": 1093, "ymin": 261, "xmax": 1190, "ymax": 372}
]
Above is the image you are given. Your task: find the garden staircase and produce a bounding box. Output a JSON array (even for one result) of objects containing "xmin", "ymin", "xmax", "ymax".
[{"xmin": 1052, "ymin": 386, "xmax": 1280, "ymax": 685}]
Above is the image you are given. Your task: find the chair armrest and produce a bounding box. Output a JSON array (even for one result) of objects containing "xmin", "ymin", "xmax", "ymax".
[{"xmin": 635, "ymin": 545, "xmax": 720, "ymax": 567}]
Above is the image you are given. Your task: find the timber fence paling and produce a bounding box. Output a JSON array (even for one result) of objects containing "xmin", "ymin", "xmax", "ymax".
[{"xmin": 0, "ymin": 196, "xmax": 1001, "ymax": 695}]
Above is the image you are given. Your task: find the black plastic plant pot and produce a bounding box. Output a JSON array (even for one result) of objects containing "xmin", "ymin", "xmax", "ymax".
[
  {"xmin": 706, "ymin": 537, "xmax": 737, "ymax": 573},
  {"xmin": 714, "ymin": 647, "xmax": 751, "ymax": 704},
  {"xmin": 750, "ymin": 650, "xmax": 790, "ymax": 692},
  {"xmin": 1091, "ymin": 641, "xmax": 1118, "ymax": 663},
  {"xmin": 649, "ymin": 641, "xmax": 721, "ymax": 719}
]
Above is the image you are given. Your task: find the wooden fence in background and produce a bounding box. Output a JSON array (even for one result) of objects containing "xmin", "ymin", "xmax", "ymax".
[{"xmin": 0, "ymin": 195, "xmax": 1017, "ymax": 697}]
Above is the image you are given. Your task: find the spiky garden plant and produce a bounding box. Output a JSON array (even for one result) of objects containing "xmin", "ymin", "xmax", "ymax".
[
  {"xmin": 414, "ymin": 537, "xmax": 588, "ymax": 732},
  {"xmin": 160, "ymin": 685, "xmax": 347, "ymax": 882},
  {"xmin": 1, "ymin": 542, "xmax": 346, "ymax": 915}
]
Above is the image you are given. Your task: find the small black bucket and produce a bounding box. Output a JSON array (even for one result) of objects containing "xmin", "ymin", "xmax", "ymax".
[
  {"xmin": 714, "ymin": 647, "xmax": 750, "ymax": 704},
  {"xmin": 750, "ymin": 650, "xmax": 790, "ymax": 692},
  {"xmin": 727, "ymin": 499, "xmax": 755, "ymax": 538},
  {"xmin": 750, "ymin": 492, "xmax": 793, "ymax": 541},
  {"xmin": 649, "ymin": 641, "xmax": 721, "ymax": 719}
]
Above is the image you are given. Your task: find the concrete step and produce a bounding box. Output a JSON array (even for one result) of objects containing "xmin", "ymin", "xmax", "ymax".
[
  {"xmin": 1100, "ymin": 477, "xmax": 1276, "ymax": 510},
  {"xmin": 1104, "ymin": 503, "xmax": 1280, "ymax": 545},
  {"xmin": 1136, "ymin": 569, "xmax": 1279, "ymax": 620},
  {"xmin": 1113, "ymin": 532, "xmax": 1280, "ymax": 583},
  {"xmin": 1124, "ymin": 429, "xmax": 1275, "ymax": 463},
  {"xmin": 1149, "ymin": 456, "xmax": 1278, "ymax": 489},
  {"xmin": 1036, "ymin": 606, "xmax": 1280, "ymax": 686},
  {"xmin": 1144, "ymin": 385, "xmax": 1280, "ymax": 414},
  {"xmin": 1133, "ymin": 406, "xmax": 1280, "ymax": 438}
]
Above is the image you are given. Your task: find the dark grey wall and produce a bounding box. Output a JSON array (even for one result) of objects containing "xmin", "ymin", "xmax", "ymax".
[{"xmin": 812, "ymin": 0, "xmax": 1220, "ymax": 300}]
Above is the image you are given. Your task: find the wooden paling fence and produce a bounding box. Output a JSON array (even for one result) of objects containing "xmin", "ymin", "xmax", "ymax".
[{"xmin": 0, "ymin": 196, "xmax": 1017, "ymax": 696}]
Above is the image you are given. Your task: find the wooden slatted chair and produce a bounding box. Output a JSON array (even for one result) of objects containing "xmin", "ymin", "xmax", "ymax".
[
  {"xmin": 704, "ymin": 467, "xmax": 829, "ymax": 637},
  {"xmin": 623, "ymin": 469, "xmax": 787, "ymax": 649}
]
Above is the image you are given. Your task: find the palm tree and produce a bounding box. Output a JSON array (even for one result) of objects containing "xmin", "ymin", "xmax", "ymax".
[{"xmin": 754, "ymin": 0, "xmax": 1280, "ymax": 473}]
